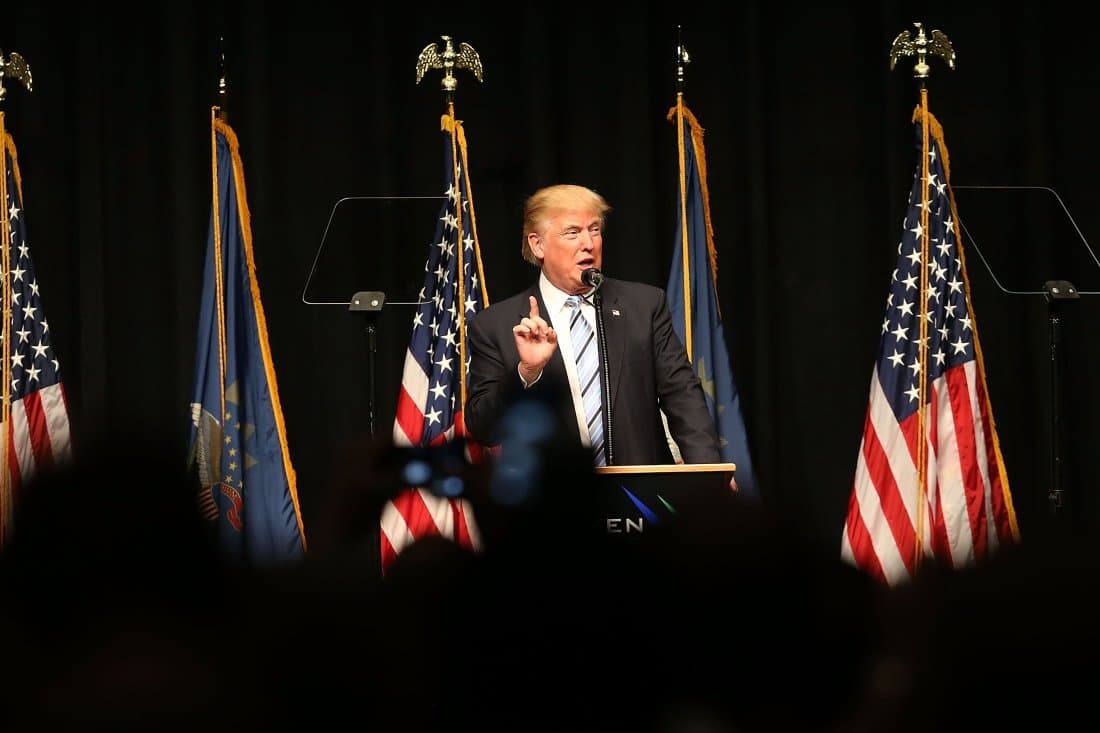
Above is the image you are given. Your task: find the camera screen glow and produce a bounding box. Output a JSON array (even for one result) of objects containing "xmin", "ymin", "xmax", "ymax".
[{"xmin": 403, "ymin": 459, "xmax": 432, "ymax": 486}]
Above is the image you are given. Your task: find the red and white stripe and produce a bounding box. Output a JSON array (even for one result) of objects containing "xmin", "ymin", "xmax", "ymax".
[
  {"xmin": 380, "ymin": 347, "xmax": 481, "ymax": 573},
  {"xmin": 7, "ymin": 381, "xmax": 71, "ymax": 487},
  {"xmin": 842, "ymin": 361, "xmax": 1015, "ymax": 586},
  {"xmin": 2, "ymin": 382, "xmax": 72, "ymax": 542}
]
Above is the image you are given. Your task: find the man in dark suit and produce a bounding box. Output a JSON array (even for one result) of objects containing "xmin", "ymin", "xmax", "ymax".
[{"xmin": 465, "ymin": 184, "xmax": 721, "ymax": 466}]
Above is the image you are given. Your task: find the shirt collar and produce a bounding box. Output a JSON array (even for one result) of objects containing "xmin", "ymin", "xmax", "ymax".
[{"xmin": 539, "ymin": 271, "xmax": 595, "ymax": 316}]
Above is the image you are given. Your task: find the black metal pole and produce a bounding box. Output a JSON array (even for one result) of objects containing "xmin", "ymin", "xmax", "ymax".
[
  {"xmin": 349, "ymin": 290, "xmax": 387, "ymax": 437},
  {"xmin": 366, "ymin": 317, "xmax": 377, "ymax": 436},
  {"xmin": 1047, "ymin": 301, "xmax": 1063, "ymax": 519},
  {"xmin": 1044, "ymin": 279, "xmax": 1078, "ymax": 524}
]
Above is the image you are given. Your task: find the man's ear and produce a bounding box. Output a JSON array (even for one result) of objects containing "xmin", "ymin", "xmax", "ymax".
[{"xmin": 528, "ymin": 233, "xmax": 544, "ymax": 259}]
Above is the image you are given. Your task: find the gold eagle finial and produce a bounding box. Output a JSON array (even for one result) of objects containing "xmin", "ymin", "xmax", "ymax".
[
  {"xmin": 676, "ymin": 26, "xmax": 690, "ymax": 91},
  {"xmin": 415, "ymin": 35, "xmax": 483, "ymax": 95},
  {"xmin": 0, "ymin": 50, "xmax": 34, "ymax": 103},
  {"xmin": 890, "ymin": 22, "xmax": 955, "ymax": 78}
]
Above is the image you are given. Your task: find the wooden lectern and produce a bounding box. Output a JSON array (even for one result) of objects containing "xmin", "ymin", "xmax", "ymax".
[{"xmin": 593, "ymin": 463, "xmax": 736, "ymax": 536}]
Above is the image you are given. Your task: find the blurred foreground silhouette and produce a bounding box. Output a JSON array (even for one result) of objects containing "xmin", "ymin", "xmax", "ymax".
[{"xmin": 0, "ymin": 406, "xmax": 1096, "ymax": 731}]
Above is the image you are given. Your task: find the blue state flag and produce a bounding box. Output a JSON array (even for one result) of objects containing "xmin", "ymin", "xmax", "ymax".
[
  {"xmin": 188, "ymin": 109, "xmax": 305, "ymax": 565},
  {"xmin": 666, "ymin": 104, "xmax": 758, "ymax": 500}
]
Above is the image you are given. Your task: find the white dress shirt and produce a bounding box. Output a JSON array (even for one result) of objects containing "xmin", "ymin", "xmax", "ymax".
[{"xmin": 525, "ymin": 271, "xmax": 598, "ymax": 447}]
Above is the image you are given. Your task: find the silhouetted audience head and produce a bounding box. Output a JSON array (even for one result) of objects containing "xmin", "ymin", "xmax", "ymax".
[
  {"xmin": 1, "ymin": 417, "xmax": 1089, "ymax": 732},
  {"xmin": 844, "ymin": 535, "xmax": 1100, "ymax": 732},
  {"xmin": 0, "ymin": 429, "xmax": 273, "ymax": 731}
]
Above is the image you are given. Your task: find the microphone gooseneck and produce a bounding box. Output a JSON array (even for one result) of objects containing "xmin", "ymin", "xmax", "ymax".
[{"xmin": 590, "ymin": 286, "xmax": 613, "ymax": 466}]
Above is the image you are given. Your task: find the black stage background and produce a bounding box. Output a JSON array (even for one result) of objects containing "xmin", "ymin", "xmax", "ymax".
[{"xmin": 5, "ymin": 2, "xmax": 1100, "ymax": 553}]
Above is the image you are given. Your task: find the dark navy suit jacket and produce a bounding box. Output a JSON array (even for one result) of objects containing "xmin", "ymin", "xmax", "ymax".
[{"xmin": 465, "ymin": 277, "xmax": 721, "ymax": 465}]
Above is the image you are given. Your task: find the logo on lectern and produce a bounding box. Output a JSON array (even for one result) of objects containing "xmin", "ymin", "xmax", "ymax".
[{"xmin": 605, "ymin": 485, "xmax": 677, "ymax": 534}]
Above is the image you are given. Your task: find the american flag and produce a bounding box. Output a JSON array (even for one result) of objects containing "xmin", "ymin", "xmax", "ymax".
[
  {"xmin": 841, "ymin": 107, "xmax": 1020, "ymax": 585},
  {"xmin": 0, "ymin": 130, "xmax": 73, "ymax": 545},
  {"xmin": 379, "ymin": 114, "xmax": 484, "ymax": 572}
]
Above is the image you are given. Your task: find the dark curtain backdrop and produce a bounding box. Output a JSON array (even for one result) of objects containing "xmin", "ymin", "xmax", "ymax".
[{"xmin": 6, "ymin": 2, "xmax": 1099, "ymax": 551}]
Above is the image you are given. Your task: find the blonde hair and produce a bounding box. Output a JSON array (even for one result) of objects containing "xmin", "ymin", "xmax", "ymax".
[{"xmin": 521, "ymin": 184, "xmax": 612, "ymax": 265}]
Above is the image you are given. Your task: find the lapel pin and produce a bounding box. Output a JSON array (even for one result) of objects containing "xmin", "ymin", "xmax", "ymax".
[{"xmin": 611, "ymin": 309, "xmax": 621, "ymax": 316}]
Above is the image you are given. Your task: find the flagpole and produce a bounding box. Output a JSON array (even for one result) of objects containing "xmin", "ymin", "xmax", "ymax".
[
  {"xmin": 914, "ymin": 92, "xmax": 932, "ymax": 571},
  {"xmin": 0, "ymin": 112, "xmax": 11, "ymax": 543},
  {"xmin": 674, "ymin": 28, "xmax": 693, "ymax": 360},
  {"xmin": 889, "ymin": 22, "xmax": 956, "ymax": 571},
  {"xmin": 0, "ymin": 49, "xmax": 33, "ymax": 545},
  {"xmin": 845, "ymin": 27, "xmax": 1017, "ymax": 583},
  {"xmin": 209, "ymin": 107, "xmax": 229, "ymax": 448},
  {"xmin": 192, "ymin": 48, "xmax": 308, "ymax": 560},
  {"xmin": 415, "ymin": 35, "xmax": 484, "ymax": 408},
  {"xmin": 380, "ymin": 38, "xmax": 487, "ymax": 570}
]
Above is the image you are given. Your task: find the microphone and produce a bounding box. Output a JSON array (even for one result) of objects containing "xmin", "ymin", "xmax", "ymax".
[{"xmin": 581, "ymin": 267, "xmax": 604, "ymax": 290}]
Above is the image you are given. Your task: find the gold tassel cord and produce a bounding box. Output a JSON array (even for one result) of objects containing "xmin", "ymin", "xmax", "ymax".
[
  {"xmin": 456, "ymin": 120, "xmax": 489, "ymax": 308},
  {"xmin": 666, "ymin": 102, "xmax": 725, "ymax": 362},
  {"xmin": 683, "ymin": 105, "xmax": 720, "ymax": 315}
]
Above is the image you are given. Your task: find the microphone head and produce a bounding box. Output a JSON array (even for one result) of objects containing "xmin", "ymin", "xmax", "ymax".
[{"xmin": 581, "ymin": 267, "xmax": 604, "ymax": 289}]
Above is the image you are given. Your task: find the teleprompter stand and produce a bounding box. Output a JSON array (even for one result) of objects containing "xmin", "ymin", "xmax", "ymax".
[
  {"xmin": 954, "ymin": 185, "xmax": 1100, "ymax": 529},
  {"xmin": 300, "ymin": 195, "xmax": 445, "ymax": 435}
]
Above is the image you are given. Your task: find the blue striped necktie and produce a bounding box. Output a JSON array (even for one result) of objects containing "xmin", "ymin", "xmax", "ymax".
[{"xmin": 565, "ymin": 295, "xmax": 605, "ymax": 466}]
